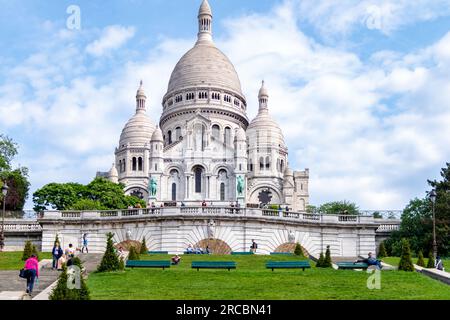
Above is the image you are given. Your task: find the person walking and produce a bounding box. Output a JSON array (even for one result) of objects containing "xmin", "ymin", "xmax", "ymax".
[
  {"xmin": 51, "ymin": 242, "xmax": 63, "ymax": 270},
  {"xmin": 23, "ymin": 254, "xmax": 39, "ymax": 295},
  {"xmin": 250, "ymin": 239, "xmax": 258, "ymax": 254},
  {"xmin": 81, "ymin": 234, "xmax": 89, "ymax": 253}
]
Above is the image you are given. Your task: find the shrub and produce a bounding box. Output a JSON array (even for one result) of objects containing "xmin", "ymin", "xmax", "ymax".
[
  {"xmin": 128, "ymin": 246, "xmax": 140, "ymax": 261},
  {"xmin": 294, "ymin": 243, "xmax": 304, "ymax": 257},
  {"xmin": 416, "ymin": 251, "xmax": 425, "ymax": 267},
  {"xmin": 31, "ymin": 244, "xmax": 39, "ymax": 261},
  {"xmin": 316, "ymin": 252, "xmax": 325, "ymax": 267},
  {"xmin": 54, "ymin": 234, "xmax": 60, "ymax": 247},
  {"xmin": 49, "ymin": 262, "xmax": 90, "ymax": 300},
  {"xmin": 140, "ymin": 237, "xmax": 148, "ymax": 254},
  {"xmin": 119, "ymin": 257, "xmax": 125, "ymax": 271},
  {"xmin": 378, "ymin": 242, "xmax": 387, "ymax": 258},
  {"xmin": 22, "ymin": 241, "xmax": 33, "ymax": 261},
  {"xmin": 97, "ymin": 233, "xmax": 121, "ymax": 272},
  {"xmin": 426, "ymin": 251, "xmax": 435, "ymax": 268},
  {"xmin": 323, "ymin": 245, "xmax": 333, "ymax": 268},
  {"xmin": 398, "ymin": 239, "xmax": 414, "ymax": 271}
]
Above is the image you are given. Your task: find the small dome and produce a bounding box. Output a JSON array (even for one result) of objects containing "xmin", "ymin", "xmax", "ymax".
[
  {"xmin": 259, "ymin": 80, "xmax": 269, "ymax": 98},
  {"xmin": 284, "ymin": 167, "xmax": 294, "ymax": 177},
  {"xmin": 199, "ymin": 0, "xmax": 212, "ymax": 16},
  {"xmin": 119, "ymin": 112, "xmax": 155, "ymax": 147},
  {"xmin": 247, "ymin": 111, "xmax": 285, "ymax": 147},
  {"xmin": 109, "ymin": 163, "xmax": 118, "ymax": 178},
  {"xmin": 151, "ymin": 126, "xmax": 163, "ymax": 142}
]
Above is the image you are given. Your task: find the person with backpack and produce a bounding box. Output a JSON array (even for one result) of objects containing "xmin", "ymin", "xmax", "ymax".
[
  {"xmin": 250, "ymin": 240, "xmax": 258, "ymax": 253},
  {"xmin": 51, "ymin": 242, "xmax": 63, "ymax": 270},
  {"xmin": 23, "ymin": 254, "xmax": 39, "ymax": 295}
]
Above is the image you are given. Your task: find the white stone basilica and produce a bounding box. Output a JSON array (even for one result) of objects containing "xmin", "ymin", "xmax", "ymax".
[{"xmin": 102, "ymin": 0, "xmax": 309, "ymax": 211}]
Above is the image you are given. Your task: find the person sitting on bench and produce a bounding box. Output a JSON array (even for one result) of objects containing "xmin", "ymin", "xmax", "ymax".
[
  {"xmin": 355, "ymin": 252, "xmax": 382, "ymax": 269},
  {"xmin": 171, "ymin": 255, "xmax": 181, "ymax": 265}
]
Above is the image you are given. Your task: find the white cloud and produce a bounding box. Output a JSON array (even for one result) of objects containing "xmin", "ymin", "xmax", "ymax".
[{"xmin": 86, "ymin": 25, "xmax": 136, "ymax": 57}]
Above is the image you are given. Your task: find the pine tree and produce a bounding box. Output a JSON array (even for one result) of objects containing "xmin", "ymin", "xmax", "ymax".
[
  {"xmin": 416, "ymin": 251, "xmax": 425, "ymax": 267},
  {"xmin": 54, "ymin": 234, "xmax": 60, "ymax": 246},
  {"xmin": 119, "ymin": 257, "xmax": 125, "ymax": 271},
  {"xmin": 398, "ymin": 239, "xmax": 414, "ymax": 271},
  {"xmin": 97, "ymin": 232, "xmax": 121, "ymax": 272},
  {"xmin": 140, "ymin": 237, "xmax": 148, "ymax": 255},
  {"xmin": 378, "ymin": 242, "xmax": 387, "ymax": 258},
  {"xmin": 316, "ymin": 252, "xmax": 325, "ymax": 267},
  {"xmin": 426, "ymin": 251, "xmax": 435, "ymax": 268},
  {"xmin": 322, "ymin": 245, "xmax": 332, "ymax": 268},
  {"xmin": 22, "ymin": 241, "xmax": 33, "ymax": 261},
  {"xmin": 128, "ymin": 246, "xmax": 140, "ymax": 261},
  {"xmin": 294, "ymin": 243, "xmax": 304, "ymax": 257}
]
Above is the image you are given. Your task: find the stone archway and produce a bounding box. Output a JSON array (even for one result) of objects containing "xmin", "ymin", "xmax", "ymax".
[
  {"xmin": 274, "ymin": 242, "xmax": 309, "ymax": 257},
  {"xmin": 194, "ymin": 239, "xmax": 232, "ymax": 255}
]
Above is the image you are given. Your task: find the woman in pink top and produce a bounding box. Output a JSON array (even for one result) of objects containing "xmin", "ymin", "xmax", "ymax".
[{"xmin": 23, "ymin": 254, "xmax": 39, "ymax": 295}]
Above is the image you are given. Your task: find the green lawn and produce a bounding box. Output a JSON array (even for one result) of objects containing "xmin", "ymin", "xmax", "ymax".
[
  {"xmin": 87, "ymin": 254, "xmax": 450, "ymax": 300},
  {"xmin": 382, "ymin": 256, "xmax": 450, "ymax": 268},
  {"xmin": 0, "ymin": 251, "xmax": 52, "ymax": 270}
]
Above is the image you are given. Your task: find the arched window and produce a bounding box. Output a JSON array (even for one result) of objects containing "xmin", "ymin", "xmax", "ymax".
[
  {"xmin": 122, "ymin": 159, "xmax": 126, "ymax": 172},
  {"xmin": 194, "ymin": 167, "xmax": 203, "ymax": 193},
  {"xmin": 280, "ymin": 160, "xmax": 284, "ymax": 173},
  {"xmin": 220, "ymin": 183, "xmax": 225, "ymax": 201},
  {"xmin": 176, "ymin": 127, "xmax": 182, "ymax": 141},
  {"xmin": 168, "ymin": 131, "xmax": 172, "ymax": 145},
  {"xmin": 224, "ymin": 127, "xmax": 231, "ymax": 144},
  {"xmin": 138, "ymin": 157, "xmax": 143, "ymax": 171},
  {"xmin": 172, "ymin": 183, "xmax": 177, "ymax": 201},
  {"xmin": 132, "ymin": 157, "xmax": 137, "ymax": 171},
  {"xmin": 259, "ymin": 157, "xmax": 264, "ymax": 170},
  {"xmin": 266, "ymin": 156, "xmax": 270, "ymax": 170},
  {"xmin": 212, "ymin": 125, "xmax": 220, "ymax": 139},
  {"xmin": 119, "ymin": 160, "xmax": 122, "ymax": 173},
  {"xmin": 249, "ymin": 159, "xmax": 253, "ymax": 172}
]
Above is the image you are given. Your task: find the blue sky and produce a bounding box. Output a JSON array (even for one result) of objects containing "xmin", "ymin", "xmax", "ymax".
[{"xmin": 1, "ymin": 0, "xmax": 450, "ymax": 210}]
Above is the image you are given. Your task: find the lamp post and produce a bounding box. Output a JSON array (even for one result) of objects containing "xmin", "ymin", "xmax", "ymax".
[
  {"xmin": 429, "ymin": 189, "xmax": 437, "ymax": 259},
  {"xmin": 0, "ymin": 182, "xmax": 9, "ymax": 252}
]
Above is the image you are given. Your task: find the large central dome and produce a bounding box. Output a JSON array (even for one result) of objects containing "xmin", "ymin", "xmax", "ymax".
[{"xmin": 167, "ymin": 42, "xmax": 243, "ymax": 96}]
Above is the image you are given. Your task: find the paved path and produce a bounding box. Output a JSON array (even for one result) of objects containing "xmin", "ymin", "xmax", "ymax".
[{"xmin": 0, "ymin": 254, "xmax": 103, "ymax": 300}]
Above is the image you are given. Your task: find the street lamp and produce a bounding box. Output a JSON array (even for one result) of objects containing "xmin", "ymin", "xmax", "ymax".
[
  {"xmin": 0, "ymin": 182, "xmax": 9, "ymax": 251},
  {"xmin": 429, "ymin": 189, "xmax": 437, "ymax": 259}
]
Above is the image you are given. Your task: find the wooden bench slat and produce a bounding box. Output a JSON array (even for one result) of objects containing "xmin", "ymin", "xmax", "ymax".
[
  {"xmin": 191, "ymin": 261, "xmax": 237, "ymax": 271},
  {"xmin": 126, "ymin": 260, "xmax": 171, "ymax": 269},
  {"xmin": 266, "ymin": 261, "xmax": 311, "ymax": 271}
]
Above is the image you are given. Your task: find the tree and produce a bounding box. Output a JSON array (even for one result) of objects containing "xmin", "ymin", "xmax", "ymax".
[
  {"xmin": 416, "ymin": 251, "xmax": 425, "ymax": 267},
  {"xmin": 0, "ymin": 135, "xmax": 30, "ymax": 211},
  {"xmin": 398, "ymin": 239, "xmax": 414, "ymax": 271},
  {"xmin": 323, "ymin": 245, "xmax": 332, "ymax": 267},
  {"xmin": 294, "ymin": 243, "xmax": 304, "ymax": 257},
  {"xmin": 22, "ymin": 241, "xmax": 33, "ymax": 261},
  {"xmin": 373, "ymin": 211, "xmax": 382, "ymax": 219},
  {"xmin": 318, "ymin": 201, "xmax": 359, "ymax": 215},
  {"xmin": 33, "ymin": 178, "xmax": 146, "ymax": 212},
  {"xmin": 97, "ymin": 233, "xmax": 121, "ymax": 272},
  {"xmin": 128, "ymin": 246, "xmax": 140, "ymax": 261},
  {"xmin": 426, "ymin": 251, "xmax": 435, "ymax": 268},
  {"xmin": 140, "ymin": 237, "xmax": 148, "ymax": 255},
  {"xmin": 54, "ymin": 234, "xmax": 60, "ymax": 247},
  {"xmin": 316, "ymin": 252, "xmax": 325, "ymax": 267},
  {"xmin": 378, "ymin": 242, "xmax": 387, "ymax": 258}
]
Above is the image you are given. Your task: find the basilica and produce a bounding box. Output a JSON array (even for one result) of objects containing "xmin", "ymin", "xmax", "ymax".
[{"xmin": 101, "ymin": 0, "xmax": 310, "ymax": 211}]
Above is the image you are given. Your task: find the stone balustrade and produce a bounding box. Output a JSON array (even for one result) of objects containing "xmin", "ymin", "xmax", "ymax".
[
  {"xmin": 2, "ymin": 219, "xmax": 42, "ymax": 233},
  {"xmin": 36, "ymin": 207, "xmax": 394, "ymax": 228}
]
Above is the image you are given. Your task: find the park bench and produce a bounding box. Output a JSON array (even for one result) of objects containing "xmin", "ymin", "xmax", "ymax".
[
  {"xmin": 148, "ymin": 251, "xmax": 169, "ymax": 254},
  {"xmin": 266, "ymin": 261, "xmax": 311, "ymax": 271},
  {"xmin": 231, "ymin": 252, "xmax": 254, "ymax": 255},
  {"xmin": 336, "ymin": 262, "xmax": 368, "ymax": 270},
  {"xmin": 192, "ymin": 261, "xmax": 236, "ymax": 271},
  {"xmin": 270, "ymin": 252, "xmax": 293, "ymax": 255},
  {"xmin": 126, "ymin": 260, "xmax": 171, "ymax": 270}
]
